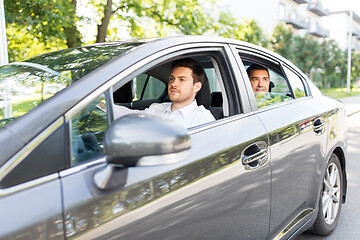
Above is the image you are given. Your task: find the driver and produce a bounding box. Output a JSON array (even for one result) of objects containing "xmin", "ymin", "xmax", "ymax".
[{"xmin": 113, "ymin": 58, "xmax": 215, "ymax": 128}]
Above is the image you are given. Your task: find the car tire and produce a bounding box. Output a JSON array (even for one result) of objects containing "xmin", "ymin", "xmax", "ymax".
[{"xmin": 309, "ymin": 153, "xmax": 343, "ymax": 236}]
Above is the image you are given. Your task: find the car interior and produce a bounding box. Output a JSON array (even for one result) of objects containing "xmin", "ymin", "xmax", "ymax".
[
  {"xmin": 70, "ymin": 54, "xmax": 306, "ymax": 167},
  {"xmin": 241, "ymin": 56, "xmax": 295, "ymax": 108},
  {"xmin": 112, "ymin": 56, "xmax": 226, "ymax": 120}
]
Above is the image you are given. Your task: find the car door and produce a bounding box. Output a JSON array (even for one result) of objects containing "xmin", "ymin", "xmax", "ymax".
[
  {"xmin": 232, "ymin": 45, "xmax": 328, "ymax": 238},
  {"xmin": 0, "ymin": 123, "xmax": 66, "ymax": 239},
  {"xmin": 59, "ymin": 44, "xmax": 271, "ymax": 239}
]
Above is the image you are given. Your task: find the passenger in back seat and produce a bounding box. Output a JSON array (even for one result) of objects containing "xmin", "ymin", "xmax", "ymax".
[{"xmin": 113, "ymin": 58, "xmax": 215, "ymax": 128}]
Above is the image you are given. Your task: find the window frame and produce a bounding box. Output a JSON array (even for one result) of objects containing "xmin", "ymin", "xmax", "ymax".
[
  {"xmin": 281, "ymin": 63, "xmax": 309, "ymax": 99},
  {"xmin": 109, "ymin": 47, "xmax": 242, "ymax": 121},
  {"xmin": 237, "ymin": 50, "xmax": 295, "ymax": 109},
  {"xmin": 68, "ymin": 93, "xmax": 109, "ymax": 167},
  {"xmin": 235, "ymin": 46, "xmax": 313, "ymax": 112},
  {"xmin": 61, "ymin": 44, "xmax": 242, "ymax": 171}
]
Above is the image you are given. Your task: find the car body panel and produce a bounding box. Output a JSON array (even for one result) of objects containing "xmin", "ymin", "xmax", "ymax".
[
  {"xmin": 255, "ymin": 98, "xmax": 329, "ymax": 237},
  {"xmin": 0, "ymin": 175, "xmax": 63, "ymax": 239},
  {"xmin": 60, "ymin": 114, "xmax": 271, "ymax": 239}
]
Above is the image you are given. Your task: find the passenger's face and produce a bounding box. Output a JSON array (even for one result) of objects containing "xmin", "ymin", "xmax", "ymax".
[
  {"xmin": 168, "ymin": 67, "xmax": 201, "ymax": 108},
  {"xmin": 249, "ymin": 69, "xmax": 270, "ymax": 93}
]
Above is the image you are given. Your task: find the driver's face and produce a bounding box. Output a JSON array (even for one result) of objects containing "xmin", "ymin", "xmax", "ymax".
[{"xmin": 168, "ymin": 66, "xmax": 200, "ymax": 109}]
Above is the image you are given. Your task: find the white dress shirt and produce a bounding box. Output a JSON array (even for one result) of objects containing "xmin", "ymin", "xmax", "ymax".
[{"xmin": 113, "ymin": 100, "xmax": 215, "ymax": 129}]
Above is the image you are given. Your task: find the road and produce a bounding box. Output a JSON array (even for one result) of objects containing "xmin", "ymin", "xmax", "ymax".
[{"xmin": 296, "ymin": 98, "xmax": 360, "ymax": 239}]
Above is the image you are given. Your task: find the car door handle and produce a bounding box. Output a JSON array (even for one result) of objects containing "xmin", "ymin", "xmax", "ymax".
[
  {"xmin": 314, "ymin": 117, "xmax": 325, "ymax": 135},
  {"xmin": 241, "ymin": 141, "xmax": 268, "ymax": 169}
]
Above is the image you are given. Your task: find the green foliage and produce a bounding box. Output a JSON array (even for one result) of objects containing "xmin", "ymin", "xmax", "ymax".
[
  {"xmin": 319, "ymin": 39, "xmax": 344, "ymax": 89},
  {"xmin": 6, "ymin": 25, "xmax": 67, "ymax": 62},
  {"xmin": 321, "ymin": 88, "xmax": 360, "ymax": 99},
  {"xmin": 271, "ymin": 22, "xmax": 294, "ymax": 59},
  {"xmin": 5, "ymin": 0, "xmax": 77, "ymax": 44},
  {"xmin": 215, "ymin": 13, "xmax": 269, "ymax": 47},
  {"xmin": 255, "ymin": 92, "xmax": 292, "ymax": 108},
  {"xmin": 4, "ymin": 0, "xmax": 360, "ymax": 91},
  {"xmin": 87, "ymin": 0, "xmax": 215, "ymax": 41},
  {"xmin": 271, "ymin": 22, "xmax": 349, "ymax": 89},
  {"xmin": 5, "ymin": 0, "xmax": 78, "ymax": 61},
  {"xmin": 292, "ymin": 35, "xmax": 321, "ymax": 74},
  {"xmin": 350, "ymin": 50, "xmax": 360, "ymax": 82}
]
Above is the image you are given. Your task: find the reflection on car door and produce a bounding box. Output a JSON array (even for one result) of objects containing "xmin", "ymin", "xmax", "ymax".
[
  {"xmin": 233, "ymin": 46, "xmax": 329, "ymax": 237},
  {"xmin": 60, "ymin": 114, "xmax": 271, "ymax": 239},
  {"xmin": 257, "ymin": 98, "xmax": 327, "ymax": 238}
]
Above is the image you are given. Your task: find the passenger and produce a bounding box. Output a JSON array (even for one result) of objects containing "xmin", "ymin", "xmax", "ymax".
[
  {"xmin": 246, "ymin": 64, "xmax": 270, "ymax": 93},
  {"xmin": 113, "ymin": 58, "xmax": 215, "ymax": 128}
]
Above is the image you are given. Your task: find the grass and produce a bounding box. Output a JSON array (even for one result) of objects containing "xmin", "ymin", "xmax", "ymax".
[
  {"xmin": 1, "ymin": 94, "xmax": 52, "ymax": 119},
  {"xmin": 320, "ymin": 88, "xmax": 360, "ymax": 99}
]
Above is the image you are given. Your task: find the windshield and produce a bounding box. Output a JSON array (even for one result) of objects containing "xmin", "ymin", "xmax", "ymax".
[{"xmin": 0, "ymin": 42, "xmax": 144, "ymax": 128}]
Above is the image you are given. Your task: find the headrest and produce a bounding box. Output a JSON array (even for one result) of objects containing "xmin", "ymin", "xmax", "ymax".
[
  {"xmin": 113, "ymin": 81, "xmax": 133, "ymax": 103},
  {"xmin": 211, "ymin": 92, "xmax": 223, "ymax": 107},
  {"xmin": 195, "ymin": 75, "xmax": 211, "ymax": 109},
  {"xmin": 269, "ymin": 81, "xmax": 275, "ymax": 92}
]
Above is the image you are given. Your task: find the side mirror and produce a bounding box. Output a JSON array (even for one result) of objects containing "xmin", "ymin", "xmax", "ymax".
[{"xmin": 103, "ymin": 114, "xmax": 191, "ymax": 167}]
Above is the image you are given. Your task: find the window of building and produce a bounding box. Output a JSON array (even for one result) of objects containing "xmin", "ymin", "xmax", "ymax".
[{"xmin": 279, "ymin": 3, "xmax": 286, "ymax": 20}]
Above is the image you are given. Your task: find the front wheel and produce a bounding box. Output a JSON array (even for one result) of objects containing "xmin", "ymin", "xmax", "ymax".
[{"xmin": 309, "ymin": 153, "xmax": 343, "ymax": 236}]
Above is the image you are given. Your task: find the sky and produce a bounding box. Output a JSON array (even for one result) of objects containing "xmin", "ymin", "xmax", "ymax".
[{"xmin": 323, "ymin": 0, "xmax": 360, "ymax": 15}]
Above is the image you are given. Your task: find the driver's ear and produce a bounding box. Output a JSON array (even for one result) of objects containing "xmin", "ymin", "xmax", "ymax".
[{"xmin": 194, "ymin": 82, "xmax": 202, "ymax": 93}]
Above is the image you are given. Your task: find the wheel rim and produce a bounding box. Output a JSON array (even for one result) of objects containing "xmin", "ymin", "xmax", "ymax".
[{"xmin": 322, "ymin": 162, "xmax": 341, "ymax": 225}]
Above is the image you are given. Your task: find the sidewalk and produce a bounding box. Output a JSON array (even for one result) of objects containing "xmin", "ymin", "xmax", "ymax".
[{"xmin": 339, "ymin": 95, "xmax": 360, "ymax": 117}]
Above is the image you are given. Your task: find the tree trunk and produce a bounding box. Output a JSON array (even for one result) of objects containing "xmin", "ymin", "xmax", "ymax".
[
  {"xmin": 324, "ymin": 75, "xmax": 328, "ymax": 90},
  {"xmin": 64, "ymin": 0, "xmax": 82, "ymax": 48},
  {"xmin": 96, "ymin": 0, "xmax": 113, "ymax": 43}
]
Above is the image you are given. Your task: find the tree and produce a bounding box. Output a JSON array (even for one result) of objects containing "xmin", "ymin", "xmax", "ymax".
[
  {"xmin": 6, "ymin": 0, "xmax": 275, "ymax": 63},
  {"xmin": 350, "ymin": 50, "xmax": 360, "ymax": 87},
  {"xmin": 5, "ymin": 0, "xmax": 81, "ymax": 48},
  {"xmin": 271, "ymin": 22, "xmax": 294, "ymax": 60},
  {"xmin": 292, "ymin": 35, "xmax": 322, "ymax": 76},
  {"xmin": 215, "ymin": 12, "xmax": 269, "ymax": 47},
  {"xmin": 91, "ymin": 0, "xmax": 216, "ymax": 41},
  {"xmin": 319, "ymin": 39, "xmax": 343, "ymax": 89},
  {"xmin": 5, "ymin": 0, "xmax": 221, "ymax": 61}
]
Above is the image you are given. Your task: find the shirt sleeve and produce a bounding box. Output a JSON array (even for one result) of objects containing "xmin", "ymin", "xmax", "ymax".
[{"xmin": 113, "ymin": 105, "xmax": 141, "ymax": 119}]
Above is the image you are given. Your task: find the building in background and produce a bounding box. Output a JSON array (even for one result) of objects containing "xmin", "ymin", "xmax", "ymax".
[
  {"xmin": 220, "ymin": 0, "xmax": 360, "ymax": 51},
  {"xmin": 322, "ymin": 10, "xmax": 360, "ymax": 51}
]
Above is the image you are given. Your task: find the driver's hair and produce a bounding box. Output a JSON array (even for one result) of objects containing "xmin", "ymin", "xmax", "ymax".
[{"xmin": 171, "ymin": 58, "xmax": 205, "ymax": 84}]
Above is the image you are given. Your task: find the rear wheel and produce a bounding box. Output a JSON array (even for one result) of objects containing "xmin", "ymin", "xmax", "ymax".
[{"xmin": 309, "ymin": 153, "xmax": 343, "ymax": 235}]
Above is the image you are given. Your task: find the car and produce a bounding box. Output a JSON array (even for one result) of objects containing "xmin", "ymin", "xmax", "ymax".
[{"xmin": 0, "ymin": 35, "xmax": 347, "ymax": 239}]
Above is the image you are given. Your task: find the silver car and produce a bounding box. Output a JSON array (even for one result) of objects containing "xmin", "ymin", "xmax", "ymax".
[{"xmin": 0, "ymin": 36, "xmax": 347, "ymax": 239}]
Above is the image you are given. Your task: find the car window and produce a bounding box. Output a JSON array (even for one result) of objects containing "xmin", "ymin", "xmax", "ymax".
[
  {"xmin": 113, "ymin": 76, "xmax": 166, "ymax": 111},
  {"xmin": 0, "ymin": 64, "xmax": 69, "ymax": 128},
  {"xmin": 112, "ymin": 55, "xmax": 229, "ymax": 123},
  {"xmin": 244, "ymin": 61, "xmax": 292, "ymax": 108},
  {"xmin": 283, "ymin": 67, "xmax": 307, "ymax": 98},
  {"xmin": 0, "ymin": 43, "xmax": 144, "ymax": 129},
  {"xmin": 70, "ymin": 94, "xmax": 108, "ymax": 166},
  {"xmin": 133, "ymin": 74, "xmax": 166, "ymax": 101}
]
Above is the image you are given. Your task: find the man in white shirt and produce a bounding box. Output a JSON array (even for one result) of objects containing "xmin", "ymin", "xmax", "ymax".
[{"xmin": 113, "ymin": 58, "xmax": 215, "ymax": 128}]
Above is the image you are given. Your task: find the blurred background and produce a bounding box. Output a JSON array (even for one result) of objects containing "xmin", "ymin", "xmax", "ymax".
[{"xmin": 1, "ymin": 0, "xmax": 360, "ymax": 96}]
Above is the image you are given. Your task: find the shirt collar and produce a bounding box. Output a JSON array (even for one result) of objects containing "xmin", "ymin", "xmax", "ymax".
[{"xmin": 164, "ymin": 100, "xmax": 198, "ymax": 116}]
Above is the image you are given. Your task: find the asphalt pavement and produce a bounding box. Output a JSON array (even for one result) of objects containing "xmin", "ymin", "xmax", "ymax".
[{"xmin": 339, "ymin": 94, "xmax": 360, "ymax": 117}]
